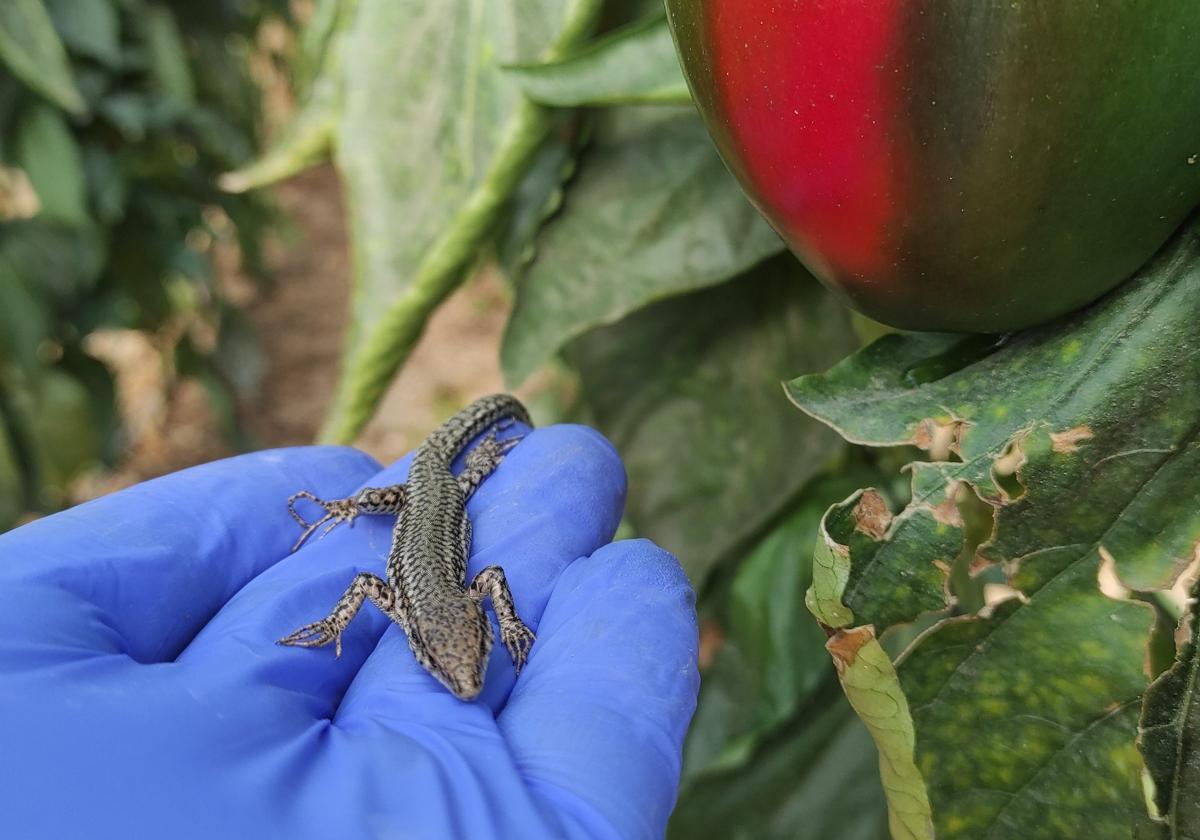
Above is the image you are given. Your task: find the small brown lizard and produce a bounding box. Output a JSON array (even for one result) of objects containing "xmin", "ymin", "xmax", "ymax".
[{"xmin": 278, "ymin": 394, "xmax": 536, "ymax": 700}]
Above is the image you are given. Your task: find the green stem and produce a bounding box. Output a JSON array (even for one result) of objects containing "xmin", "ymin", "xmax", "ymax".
[{"xmin": 319, "ymin": 0, "xmax": 604, "ymax": 444}]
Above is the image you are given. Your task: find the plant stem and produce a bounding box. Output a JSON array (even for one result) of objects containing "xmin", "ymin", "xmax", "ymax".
[{"xmin": 319, "ymin": 0, "xmax": 604, "ymax": 444}]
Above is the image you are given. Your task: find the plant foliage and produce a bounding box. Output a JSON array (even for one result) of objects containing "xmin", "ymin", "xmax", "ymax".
[
  {"xmin": 0, "ymin": 0, "xmax": 283, "ymax": 526},
  {"xmin": 236, "ymin": 1, "xmax": 1200, "ymax": 835}
]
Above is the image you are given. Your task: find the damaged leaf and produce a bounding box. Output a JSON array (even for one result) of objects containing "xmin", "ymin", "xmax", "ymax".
[
  {"xmin": 828, "ymin": 626, "xmax": 933, "ymax": 840},
  {"xmin": 1140, "ymin": 579, "xmax": 1200, "ymax": 836},
  {"xmin": 680, "ymin": 467, "xmax": 881, "ymax": 783},
  {"xmin": 788, "ymin": 217, "xmax": 1200, "ymax": 836},
  {"xmin": 808, "ymin": 472, "xmax": 960, "ymax": 633}
]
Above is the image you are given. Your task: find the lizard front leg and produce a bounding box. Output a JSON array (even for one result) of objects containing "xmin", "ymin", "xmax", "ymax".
[
  {"xmin": 287, "ymin": 429, "xmax": 520, "ymax": 551},
  {"xmin": 277, "ymin": 572, "xmax": 400, "ymax": 658},
  {"xmin": 467, "ymin": 566, "xmax": 535, "ymax": 673},
  {"xmin": 287, "ymin": 484, "xmax": 407, "ymax": 551}
]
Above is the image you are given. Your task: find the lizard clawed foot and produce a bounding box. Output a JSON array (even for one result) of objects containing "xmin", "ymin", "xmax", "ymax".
[
  {"xmin": 277, "ymin": 618, "xmax": 345, "ymax": 658},
  {"xmin": 497, "ymin": 434, "xmax": 521, "ymax": 455},
  {"xmin": 500, "ymin": 623, "xmax": 536, "ymax": 675},
  {"xmin": 287, "ymin": 491, "xmax": 361, "ymax": 552}
]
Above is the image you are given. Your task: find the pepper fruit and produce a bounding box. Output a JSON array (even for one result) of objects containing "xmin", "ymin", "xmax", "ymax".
[{"xmin": 665, "ymin": 1, "xmax": 1200, "ymax": 332}]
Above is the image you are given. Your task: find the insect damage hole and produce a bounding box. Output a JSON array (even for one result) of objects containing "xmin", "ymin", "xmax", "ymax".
[
  {"xmin": 913, "ymin": 418, "xmax": 968, "ymax": 463},
  {"xmin": 947, "ymin": 484, "xmax": 999, "ymax": 615},
  {"xmin": 990, "ymin": 433, "xmax": 1029, "ymax": 502},
  {"xmin": 852, "ymin": 489, "xmax": 893, "ymax": 540}
]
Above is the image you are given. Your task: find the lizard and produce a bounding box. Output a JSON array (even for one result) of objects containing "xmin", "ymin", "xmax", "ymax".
[{"xmin": 277, "ymin": 394, "xmax": 536, "ymax": 701}]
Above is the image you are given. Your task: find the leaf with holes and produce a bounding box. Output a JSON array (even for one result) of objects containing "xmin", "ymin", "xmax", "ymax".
[
  {"xmin": 1140, "ymin": 579, "xmax": 1200, "ymax": 836},
  {"xmin": 787, "ymin": 217, "xmax": 1200, "ymax": 838},
  {"xmin": 681, "ymin": 467, "xmax": 881, "ymax": 782}
]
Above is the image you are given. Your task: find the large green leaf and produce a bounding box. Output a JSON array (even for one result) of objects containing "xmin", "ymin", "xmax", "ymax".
[
  {"xmin": 1141, "ymin": 580, "xmax": 1200, "ymax": 836},
  {"xmin": 0, "ymin": 0, "xmax": 86, "ymax": 115},
  {"xmin": 786, "ymin": 218, "xmax": 1200, "ymax": 837},
  {"xmin": 2, "ymin": 365, "xmax": 102, "ymax": 511},
  {"xmin": 493, "ymin": 112, "xmax": 582, "ymax": 274},
  {"xmin": 318, "ymin": 0, "xmax": 602, "ymax": 442},
  {"xmin": 293, "ymin": 0, "xmax": 343, "ymax": 98},
  {"xmin": 0, "ymin": 259, "xmax": 48, "ymax": 375},
  {"xmin": 135, "ymin": 4, "xmax": 196, "ymax": 105},
  {"xmin": 671, "ymin": 678, "xmax": 888, "ymax": 840},
  {"xmin": 45, "ymin": 0, "xmax": 120, "ymax": 68},
  {"xmin": 12, "ymin": 102, "xmax": 88, "ymax": 227},
  {"xmin": 503, "ymin": 105, "xmax": 783, "ymax": 386},
  {"xmin": 220, "ymin": 0, "xmax": 357, "ymax": 192},
  {"xmin": 681, "ymin": 466, "xmax": 888, "ymax": 783},
  {"xmin": 505, "ymin": 13, "xmax": 689, "ymax": 107},
  {"xmin": 568, "ymin": 253, "xmax": 855, "ymax": 587}
]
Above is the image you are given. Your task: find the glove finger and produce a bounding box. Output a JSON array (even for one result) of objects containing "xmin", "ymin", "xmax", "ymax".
[
  {"xmin": 175, "ymin": 447, "xmax": 419, "ymax": 713},
  {"xmin": 497, "ymin": 540, "xmax": 700, "ymax": 840},
  {"xmin": 0, "ymin": 446, "xmax": 378, "ymax": 664}
]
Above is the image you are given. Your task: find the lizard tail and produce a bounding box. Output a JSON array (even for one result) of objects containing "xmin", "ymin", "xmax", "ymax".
[{"xmin": 425, "ymin": 394, "xmax": 532, "ymax": 458}]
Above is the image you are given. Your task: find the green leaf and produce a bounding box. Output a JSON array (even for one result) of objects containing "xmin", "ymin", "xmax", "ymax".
[
  {"xmin": 0, "ymin": 400, "xmax": 24, "ymax": 529},
  {"xmin": 505, "ymin": 14, "xmax": 690, "ymax": 106},
  {"xmin": 220, "ymin": 0, "xmax": 357, "ymax": 191},
  {"xmin": 135, "ymin": 5, "xmax": 196, "ymax": 105},
  {"xmin": 97, "ymin": 92, "xmax": 149, "ymax": 142},
  {"xmin": 1140, "ymin": 579, "xmax": 1200, "ymax": 835},
  {"xmin": 12, "ymin": 101, "xmax": 89, "ymax": 226},
  {"xmin": 502, "ymin": 105, "xmax": 783, "ymax": 385},
  {"xmin": 786, "ymin": 219, "xmax": 1200, "ymax": 837},
  {"xmin": 0, "ymin": 259, "xmax": 49, "ymax": 374},
  {"xmin": 0, "ymin": 0, "xmax": 86, "ymax": 115},
  {"xmin": 82, "ymin": 142, "xmax": 129, "ymax": 224},
  {"xmin": 45, "ymin": 0, "xmax": 121, "ymax": 68},
  {"xmin": 682, "ymin": 467, "xmax": 886, "ymax": 783},
  {"xmin": 568, "ymin": 253, "xmax": 855, "ymax": 587},
  {"xmin": 671, "ymin": 679, "xmax": 889, "ymax": 840},
  {"xmin": 0, "ymin": 368, "xmax": 39, "ymax": 516},
  {"xmin": 8, "ymin": 366, "xmax": 103, "ymax": 508},
  {"xmin": 218, "ymin": 80, "xmax": 335, "ymax": 192},
  {"xmin": 807, "ymin": 476, "xmax": 962, "ymax": 632},
  {"xmin": 493, "ymin": 112, "xmax": 582, "ymax": 274},
  {"xmin": 319, "ymin": 0, "xmax": 604, "ymax": 442},
  {"xmin": 294, "ymin": 0, "xmax": 343, "ymax": 98},
  {"xmin": 58, "ymin": 346, "xmax": 117, "ymax": 464},
  {"xmin": 0, "ymin": 219, "xmax": 106, "ymax": 297},
  {"xmin": 827, "ymin": 627, "xmax": 934, "ymax": 840}
]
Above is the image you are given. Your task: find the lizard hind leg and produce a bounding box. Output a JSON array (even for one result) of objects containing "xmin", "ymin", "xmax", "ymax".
[
  {"xmin": 277, "ymin": 572, "xmax": 396, "ymax": 658},
  {"xmin": 467, "ymin": 566, "xmax": 536, "ymax": 674},
  {"xmin": 458, "ymin": 431, "xmax": 524, "ymax": 500}
]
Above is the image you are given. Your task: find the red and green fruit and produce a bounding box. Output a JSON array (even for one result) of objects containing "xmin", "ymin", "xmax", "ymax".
[{"xmin": 666, "ymin": 1, "xmax": 1200, "ymax": 332}]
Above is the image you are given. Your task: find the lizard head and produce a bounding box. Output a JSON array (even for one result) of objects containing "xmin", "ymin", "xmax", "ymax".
[{"xmin": 416, "ymin": 600, "xmax": 493, "ymax": 700}]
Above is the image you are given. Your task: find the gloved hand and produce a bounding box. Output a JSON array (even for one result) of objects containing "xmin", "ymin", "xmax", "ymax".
[{"xmin": 0, "ymin": 424, "xmax": 698, "ymax": 839}]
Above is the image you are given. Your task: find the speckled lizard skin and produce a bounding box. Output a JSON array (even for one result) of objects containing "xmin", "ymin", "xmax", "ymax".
[{"xmin": 278, "ymin": 394, "xmax": 535, "ymax": 700}]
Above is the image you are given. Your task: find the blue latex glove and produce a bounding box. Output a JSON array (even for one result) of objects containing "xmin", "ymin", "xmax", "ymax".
[{"xmin": 0, "ymin": 424, "xmax": 699, "ymax": 839}]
